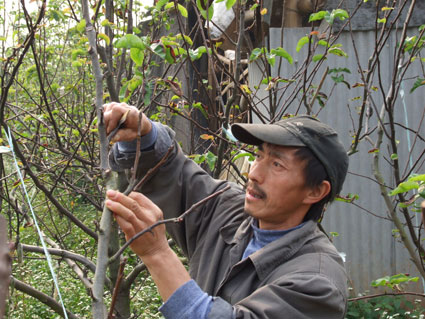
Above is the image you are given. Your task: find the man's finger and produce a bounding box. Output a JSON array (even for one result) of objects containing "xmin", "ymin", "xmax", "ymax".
[
  {"xmin": 113, "ymin": 214, "xmax": 136, "ymax": 238},
  {"xmin": 129, "ymin": 192, "xmax": 163, "ymax": 221},
  {"xmin": 104, "ymin": 105, "xmax": 125, "ymax": 134},
  {"xmin": 106, "ymin": 190, "xmax": 150, "ymax": 223}
]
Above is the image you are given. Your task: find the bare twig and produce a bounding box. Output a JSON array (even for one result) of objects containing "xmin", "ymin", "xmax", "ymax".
[
  {"xmin": 349, "ymin": 291, "xmax": 425, "ymax": 302},
  {"xmin": 132, "ymin": 145, "xmax": 175, "ymax": 193},
  {"xmin": 108, "ymin": 258, "xmax": 127, "ymax": 319}
]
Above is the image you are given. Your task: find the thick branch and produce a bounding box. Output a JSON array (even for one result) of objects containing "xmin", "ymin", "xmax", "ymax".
[
  {"xmin": 21, "ymin": 244, "xmax": 96, "ymax": 274},
  {"xmin": 11, "ymin": 277, "xmax": 78, "ymax": 319},
  {"xmin": 81, "ymin": 0, "xmax": 113, "ymax": 316}
]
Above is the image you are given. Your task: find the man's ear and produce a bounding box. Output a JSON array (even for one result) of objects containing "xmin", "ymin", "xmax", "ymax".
[{"xmin": 303, "ymin": 180, "xmax": 331, "ymax": 205}]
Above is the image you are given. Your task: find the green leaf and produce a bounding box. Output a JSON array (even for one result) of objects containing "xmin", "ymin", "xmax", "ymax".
[
  {"xmin": 144, "ymin": 80, "xmax": 154, "ymax": 107},
  {"xmin": 389, "ymin": 274, "xmax": 418, "ymax": 285},
  {"xmin": 192, "ymin": 102, "xmax": 208, "ymax": 119},
  {"xmin": 250, "ymin": 3, "xmax": 259, "ymax": 10},
  {"xmin": 331, "ymin": 74, "xmax": 344, "ymax": 83},
  {"xmin": 155, "ymin": 0, "xmax": 169, "ymax": 10},
  {"xmin": 296, "ymin": 36, "xmax": 310, "ymax": 52},
  {"xmin": 232, "ymin": 152, "xmax": 255, "ymax": 162},
  {"xmin": 164, "ymin": 2, "xmax": 174, "ymax": 10},
  {"xmin": 128, "ymin": 76, "xmax": 143, "ymax": 92},
  {"xmin": 71, "ymin": 49, "xmax": 86, "ymax": 60},
  {"xmin": 115, "ymin": 34, "xmax": 145, "ymax": 50},
  {"xmin": 101, "ymin": 19, "xmax": 112, "ymax": 27},
  {"xmin": 119, "ymin": 82, "xmax": 129, "ymax": 102},
  {"xmin": 176, "ymin": 34, "xmax": 193, "ymax": 46},
  {"xmin": 312, "ymin": 54, "xmax": 324, "ymax": 62},
  {"xmin": 250, "ymin": 47, "xmax": 266, "ymax": 61},
  {"xmin": 389, "ymin": 180, "xmax": 419, "ymax": 196},
  {"xmin": 377, "ymin": 18, "xmax": 387, "ymax": 24},
  {"xmin": 410, "ymin": 77, "xmax": 425, "ymax": 93},
  {"xmin": 328, "ymin": 67, "xmax": 351, "ymax": 74},
  {"xmin": 309, "ymin": 11, "xmax": 328, "ymax": 22},
  {"xmin": 72, "ymin": 61, "xmax": 83, "ymax": 68},
  {"xmin": 270, "ymin": 47, "xmax": 293, "ymax": 64},
  {"xmin": 317, "ymin": 40, "xmax": 328, "ymax": 47},
  {"xmin": 151, "ymin": 43, "xmax": 166, "ymax": 59},
  {"xmin": 261, "ymin": 77, "xmax": 272, "ymax": 85},
  {"xmin": 196, "ymin": 0, "xmax": 214, "ymax": 20},
  {"xmin": 206, "ymin": 151, "xmax": 217, "ymax": 171},
  {"xmin": 50, "ymin": 9, "xmax": 65, "ymax": 21},
  {"xmin": 76, "ymin": 19, "xmax": 86, "ymax": 33},
  {"xmin": 331, "ymin": 9, "xmax": 349, "ymax": 21},
  {"xmin": 409, "ymin": 174, "xmax": 425, "ymax": 182},
  {"xmin": 189, "ymin": 46, "xmax": 208, "ymax": 61},
  {"xmin": 177, "ymin": 4, "xmax": 188, "ymax": 17},
  {"xmin": 226, "ymin": 0, "xmax": 236, "ymax": 10},
  {"xmin": 266, "ymin": 52, "xmax": 276, "ymax": 66},
  {"xmin": 390, "ymin": 153, "xmax": 398, "ymax": 160},
  {"xmin": 192, "ymin": 154, "xmax": 206, "ymax": 165},
  {"xmin": 98, "ymin": 33, "xmax": 110, "ymax": 45},
  {"xmin": 328, "ymin": 45, "xmax": 348, "ymax": 57},
  {"xmin": 335, "ymin": 193, "xmax": 359, "ymax": 203},
  {"xmin": 371, "ymin": 276, "xmax": 390, "ymax": 287},
  {"xmin": 165, "ymin": 46, "xmax": 176, "ymax": 63},
  {"xmin": 130, "ymin": 48, "xmax": 144, "ymax": 66},
  {"xmin": 372, "ymin": 274, "xmax": 419, "ymax": 289}
]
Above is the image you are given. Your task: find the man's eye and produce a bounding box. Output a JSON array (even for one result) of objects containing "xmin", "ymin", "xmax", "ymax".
[{"xmin": 273, "ymin": 161, "xmax": 282, "ymax": 168}]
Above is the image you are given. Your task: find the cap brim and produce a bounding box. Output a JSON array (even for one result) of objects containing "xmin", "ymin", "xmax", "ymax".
[{"xmin": 231, "ymin": 123, "xmax": 306, "ymax": 147}]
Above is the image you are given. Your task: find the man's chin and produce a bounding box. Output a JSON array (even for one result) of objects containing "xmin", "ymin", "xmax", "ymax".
[{"xmin": 244, "ymin": 202, "xmax": 257, "ymax": 218}]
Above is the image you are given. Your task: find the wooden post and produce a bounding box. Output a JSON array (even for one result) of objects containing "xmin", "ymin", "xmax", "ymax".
[{"xmin": 0, "ymin": 215, "xmax": 11, "ymax": 319}]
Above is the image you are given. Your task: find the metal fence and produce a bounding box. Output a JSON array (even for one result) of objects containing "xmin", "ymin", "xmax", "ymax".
[{"xmin": 249, "ymin": 27, "xmax": 425, "ymax": 294}]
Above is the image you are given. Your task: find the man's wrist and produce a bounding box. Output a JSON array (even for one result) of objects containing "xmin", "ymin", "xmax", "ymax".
[
  {"xmin": 117, "ymin": 120, "xmax": 158, "ymax": 153},
  {"xmin": 140, "ymin": 245, "xmax": 176, "ymax": 267},
  {"xmin": 141, "ymin": 246, "xmax": 191, "ymax": 302}
]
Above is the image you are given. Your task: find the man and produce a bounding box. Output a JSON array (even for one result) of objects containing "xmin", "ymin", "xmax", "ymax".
[{"xmin": 104, "ymin": 102, "xmax": 349, "ymax": 318}]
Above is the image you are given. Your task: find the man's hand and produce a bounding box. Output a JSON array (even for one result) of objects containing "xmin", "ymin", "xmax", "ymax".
[
  {"xmin": 105, "ymin": 190, "xmax": 169, "ymax": 259},
  {"xmin": 103, "ymin": 102, "xmax": 152, "ymax": 142},
  {"xmin": 106, "ymin": 189, "xmax": 191, "ymax": 301}
]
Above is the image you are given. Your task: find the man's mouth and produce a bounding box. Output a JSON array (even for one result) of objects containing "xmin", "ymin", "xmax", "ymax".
[{"xmin": 246, "ymin": 183, "xmax": 266, "ymax": 200}]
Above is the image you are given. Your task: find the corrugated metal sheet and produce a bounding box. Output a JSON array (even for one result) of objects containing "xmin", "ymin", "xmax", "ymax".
[{"xmin": 249, "ymin": 27, "xmax": 425, "ymax": 294}]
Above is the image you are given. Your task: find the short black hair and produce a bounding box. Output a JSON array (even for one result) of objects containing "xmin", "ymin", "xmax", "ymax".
[{"xmin": 294, "ymin": 147, "xmax": 331, "ymax": 222}]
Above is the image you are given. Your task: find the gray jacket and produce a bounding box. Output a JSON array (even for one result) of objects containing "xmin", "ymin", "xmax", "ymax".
[{"xmin": 110, "ymin": 125, "xmax": 348, "ymax": 319}]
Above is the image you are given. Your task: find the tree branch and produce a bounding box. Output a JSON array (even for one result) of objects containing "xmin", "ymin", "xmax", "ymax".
[{"xmin": 10, "ymin": 277, "xmax": 78, "ymax": 319}]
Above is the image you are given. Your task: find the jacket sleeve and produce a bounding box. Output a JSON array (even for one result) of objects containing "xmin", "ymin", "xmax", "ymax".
[
  {"xmin": 209, "ymin": 273, "xmax": 346, "ymax": 319},
  {"xmin": 109, "ymin": 123, "xmax": 243, "ymax": 257}
]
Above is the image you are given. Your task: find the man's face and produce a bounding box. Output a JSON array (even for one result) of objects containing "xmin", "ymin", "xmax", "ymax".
[{"xmin": 245, "ymin": 143, "xmax": 312, "ymax": 230}]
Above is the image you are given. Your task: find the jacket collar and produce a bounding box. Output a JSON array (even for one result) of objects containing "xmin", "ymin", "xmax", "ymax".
[
  {"xmin": 220, "ymin": 216, "xmax": 251, "ymax": 245},
  {"xmin": 249, "ymin": 220, "xmax": 319, "ymax": 280},
  {"xmin": 221, "ymin": 218, "xmax": 321, "ymax": 280}
]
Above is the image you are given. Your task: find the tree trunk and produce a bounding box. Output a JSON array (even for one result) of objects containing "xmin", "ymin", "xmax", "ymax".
[
  {"xmin": 114, "ymin": 288, "xmax": 131, "ymax": 319},
  {"xmin": 0, "ymin": 215, "xmax": 10, "ymax": 319}
]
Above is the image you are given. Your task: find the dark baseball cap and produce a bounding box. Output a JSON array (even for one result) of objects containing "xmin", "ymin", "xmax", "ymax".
[{"xmin": 231, "ymin": 115, "xmax": 349, "ymax": 199}]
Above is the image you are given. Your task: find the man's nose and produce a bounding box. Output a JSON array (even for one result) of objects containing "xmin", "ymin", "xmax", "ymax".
[{"xmin": 248, "ymin": 161, "xmax": 265, "ymax": 184}]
